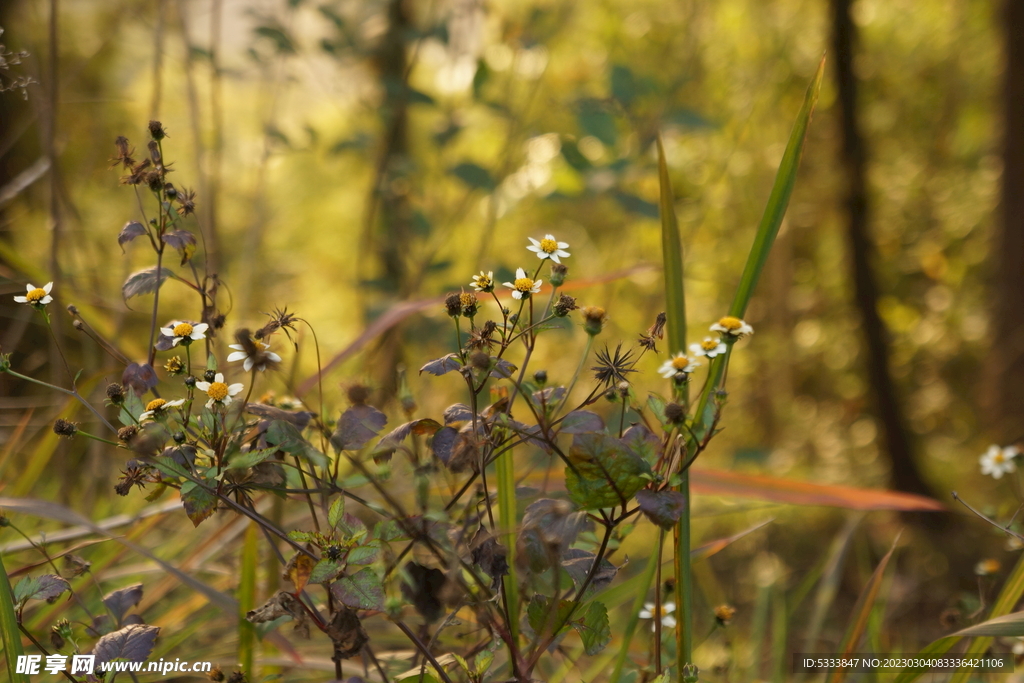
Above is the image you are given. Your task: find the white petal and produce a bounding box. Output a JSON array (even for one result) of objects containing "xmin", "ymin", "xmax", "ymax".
[
  {"xmin": 557, "ymin": 242, "xmax": 569, "ymax": 249},
  {"xmin": 512, "ymin": 291, "xmax": 523, "ymax": 300},
  {"xmin": 214, "ymin": 373, "xmax": 225, "ymax": 383},
  {"xmin": 160, "ymin": 327, "xmax": 176, "ymax": 337},
  {"xmin": 549, "ymin": 253, "xmax": 561, "ymax": 263},
  {"xmin": 528, "ymin": 237, "xmax": 541, "ymax": 247},
  {"xmin": 515, "ymin": 268, "xmax": 527, "ymax": 278},
  {"xmin": 228, "ymin": 344, "xmax": 245, "ymax": 351},
  {"xmin": 221, "ymin": 395, "xmax": 233, "ymax": 406},
  {"xmin": 40, "ymin": 296, "xmax": 53, "ymax": 304},
  {"xmin": 13, "ymin": 296, "xmax": 27, "ymax": 303},
  {"xmin": 267, "ymin": 351, "xmax": 282, "ymax": 362},
  {"xmin": 195, "ymin": 381, "xmax": 211, "ymax": 391},
  {"xmin": 206, "ymin": 399, "xmax": 216, "ymax": 410},
  {"xmin": 243, "ymin": 357, "xmax": 254, "ymax": 372},
  {"xmin": 532, "ymin": 279, "xmax": 543, "ymax": 292},
  {"xmin": 42, "ymin": 282, "xmax": 53, "ymax": 294},
  {"xmin": 228, "ymin": 383, "xmax": 244, "ymax": 396},
  {"xmin": 227, "ymin": 351, "xmax": 247, "ymax": 362},
  {"xmin": 544, "ymin": 234, "xmax": 556, "ymax": 240},
  {"xmin": 25, "ymin": 283, "xmax": 35, "ymax": 292},
  {"xmin": 193, "ymin": 323, "xmax": 209, "ymax": 334}
]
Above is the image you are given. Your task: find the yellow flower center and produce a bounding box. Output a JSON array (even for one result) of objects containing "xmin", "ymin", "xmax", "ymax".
[
  {"xmin": 718, "ymin": 316, "xmax": 742, "ymax": 331},
  {"xmin": 671, "ymin": 356, "xmax": 692, "ymax": 369},
  {"xmin": 980, "ymin": 559, "xmax": 1001, "ymax": 574},
  {"xmin": 476, "ymin": 274, "xmax": 492, "ymax": 286},
  {"xmin": 145, "ymin": 399, "xmax": 167, "ymax": 412},
  {"xmin": 540, "ymin": 238, "xmax": 558, "ymax": 253},
  {"xmin": 460, "ymin": 292, "xmax": 475, "ymax": 307},
  {"xmin": 701, "ymin": 339, "xmax": 720, "ymax": 351},
  {"xmin": 25, "ymin": 288, "xmax": 46, "ymax": 303},
  {"xmin": 207, "ymin": 382, "xmax": 229, "ymax": 401},
  {"xmin": 994, "ymin": 452, "xmax": 1006, "ymax": 464},
  {"xmin": 173, "ymin": 322, "xmax": 194, "ymax": 337},
  {"xmin": 514, "ymin": 277, "xmax": 535, "ymax": 292}
]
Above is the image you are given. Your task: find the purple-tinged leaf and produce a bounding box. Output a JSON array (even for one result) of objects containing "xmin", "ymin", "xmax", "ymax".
[
  {"xmin": 636, "ymin": 489, "xmax": 687, "ymax": 529},
  {"xmin": 332, "ymin": 405, "xmax": 388, "ymax": 451},
  {"xmin": 332, "ymin": 568, "xmax": 385, "ymax": 611},
  {"xmin": 122, "ymin": 266, "xmax": 174, "ymax": 301},
  {"xmin": 93, "ymin": 624, "xmax": 160, "ymax": 666},
  {"xmin": 559, "ymin": 410, "xmax": 605, "ymax": 434},
  {"xmin": 161, "ymin": 230, "xmax": 197, "ymax": 265},
  {"xmin": 13, "ymin": 574, "xmax": 70, "ymax": 605},
  {"xmin": 117, "ymin": 221, "xmax": 147, "ymax": 251},
  {"xmin": 103, "ymin": 584, "xmax": 143, "ymax": 625},
  {"xmin": 443, "ymin": 403, "xmax": 474, "ymax": 424},
  {"xmin": 180, "ymin": 480, "xmax": 217, "ymax": 527},
  {"xmin": 122, "ymin": 363, "xmax": 158, "ymax": 397},
  {"xmin": 419, "ymin": 354, "xmax": 461, "ymax": 376}
]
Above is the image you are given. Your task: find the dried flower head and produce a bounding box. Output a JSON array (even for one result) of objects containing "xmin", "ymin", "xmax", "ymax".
[
  {"xmin": 62, "ymin": 554, "xmax": 91, "ymax": 577},
  {"xmin": 553, "ymin": 294, "xmax": 578, "ymax": 318},
  {"xmin": 118, "ymin": 425, "xmax": 139, "ymax": 443},
  {"xmin": 255, "ymin": 306, "xmax": 300, "ymax": 340},
  {"xmin": 714, "ymin": 604, "xmax": 736, "ymax": 625},
  {"xmin": 121, "ymin": 158, "xmax": 152, "ymax": 186},
  {"xmin": 592, "ymin": 343, "xmax": 637, "ymax": 387},
  {"xmin": 445, "ymin": 292, "xmax": 463, "ymax": 318},
  {"xmin": 110, "ymin": 136, "xmax": 136, "ymax": 169},
  {"xmin": 664, "ymin": 402, "xmax": 685, "ymax": 424},
  {"xmin": 105, "ymin": 382, "xmax": 126, "ymax": 405},
  {"xmin": 115, "ymin": 464, "xmax": 148, "ymax": 496},
  {"xmin": 581, "ymin": 306, "xmax": 606, "ymax": 336},
  {"xmin": 347, "ymin": 384, "xmax": 372, "ymax": 405},
  {"xmin": 164, "ymin": 355, "xmax": 186, "ymax": 375},
  {"xmin": 52, "ymin": 418, "xmax": 78, "ymax": 439},
  {"xmin": 176, "ymin": 187, "xmax": 197, "ymax": 217},
  {"xmin": 460, "ymin": 291, "xmax": 479, "ymax": 318},
  {"xmin": 465, "ymin": 320, "xmax": 498, "ymax": 352},
  {"xmin": 148, "ymin": 120, "xmax": 167, "ymax": 140}
]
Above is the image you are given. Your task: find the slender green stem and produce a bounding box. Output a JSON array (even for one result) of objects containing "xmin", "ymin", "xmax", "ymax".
[
  {"xmin": 674, "ymin": 471, "xmax": 692, "ymax": 674},
  {"xmin": 496, "ymin": 445, "xmax": 519, "ymax": 643},
  {"xmin": 1, "ymin": 368, "xmax": 117, "ymax": 433}
]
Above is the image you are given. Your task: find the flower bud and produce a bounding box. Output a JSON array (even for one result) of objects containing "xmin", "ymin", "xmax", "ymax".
[
  {"xmin": 549, "ymin": 263, "xmax": 568, "ymax": 287},
  {"xmin": 581, "ymin": 306, "xmax": 606, "ymax": 336},
  {"xmin": 534, "ymin": 370, "xmax": 548, "ymax": 385},
  {"xmin": 204, "ymin": 369, "xmax": 217, "ymax": 382}
]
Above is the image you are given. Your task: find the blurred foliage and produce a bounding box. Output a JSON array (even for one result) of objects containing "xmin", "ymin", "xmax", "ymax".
[{"xmin": 0, "ymin": 0, "xmax": 1017, "ymax": 679}]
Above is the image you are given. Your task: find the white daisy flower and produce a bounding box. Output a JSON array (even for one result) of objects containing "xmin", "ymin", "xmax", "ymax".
[
  {"xmin": 639, "ymin": 601, "xmax": 676, "ymax": 632},
  {"xmin": 658, "ymin": 353, "xmax": 700, "ymax": 379},
  {"xmin": 159, "ymin": 321, "xmax": 209, "ymax": 347},
  {"xmin": 503, "ymin": 268, "xmax": 543, "ymax": 300},
  {"xmin": 195, "ymin": 373, "xmax": 244, "ymax": 409},
  {"xmin": 527, "ymin": 234, "xmax": 570, "ymax": 264},
  {"xmin": 709, "ymin": 316, "xmax": 753, "ymax": 338},
  {"xmin": 470, "ymin": 271, "xmax": 495, "ymax": 293},
  {"xmin": 980, "ymin": 444, "xmax": 1019, "ymax": 479},
  {"xmin": 14, "ymin": 282, "xmax": 53, "ymax": 306},
  {"xmin": 227, "ymin": 341, "xmax": 282, "ymax": 372},
  {"xmin": 139, "ymin": 397, "xmax": 186, "ymax": 422},
  {"xmin": 689, "ymin": 337, "xmax": 727, "ymax": 358}
]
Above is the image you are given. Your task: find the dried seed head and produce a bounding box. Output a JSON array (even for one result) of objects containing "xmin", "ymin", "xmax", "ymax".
[
  {"xmin": 176, "ymin": 187, "xmax": 197, "ymax": 217},
  {"xmin": 553, "ymin": 294, "xmax": 578, "ymax": 318},
  {"xmin": 105, "ymin": 382, "xmax": 126, "ymax": 404},
  {"xmin": 207, "ymin": 667, "xmax": 226, "ymax": 682},
  {"xmin": 118, "ymin": 425, "xmax": 139, "ymax": 443},
  {"xmin": 53, "ymin": 418, "xmax": 78, "ymax": 439},
  {"xmin": 164, "ymin": 355, "xmax": 185, "ymax": 375},
  {"xmin": 459, "ymin": 291, "xmax": 478, "ymax": 318},
  {"xmin": 664, "ymin": 402, "xmax": 685, "ymax": 424},
  {"xmin": 549, "ymin": 262, "xmax": 568, "ymax": 287},
  {"xmin": 470, "ymin": 351, "xmax": 491, "ymax": 371},
  {"xmin": 714, "ymin": 604, "xmax": 736, "ymax": 625},
  {"xmin": 147, "ymin": 139, "xmax": 162, "ymax": 164},
  {"xmin": 444, "ymin": 292, "xmax": 462, "ymax": 318},
  {"xmin": 148, "ymin": 120, "xmax": 167, "ymax": 140},
  {"xmin": 581, "ymin": 306, "xmax": 606, "ymax": 336},
  {"xmin": 648, "ymin": 312, "xmax": 667, "ymax": 340},
  {"xmin": 110, "ymin": 136, "xmax": 136, "ymax": 169},
  {"xmin": 347, "ymin": 384, "xmax": 372, "ymax": 406}
]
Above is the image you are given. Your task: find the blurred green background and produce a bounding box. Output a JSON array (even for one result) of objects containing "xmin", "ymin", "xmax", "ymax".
[{"xmin": 1, "ymin": 0, "xmax": 1023, "ymax": 679}]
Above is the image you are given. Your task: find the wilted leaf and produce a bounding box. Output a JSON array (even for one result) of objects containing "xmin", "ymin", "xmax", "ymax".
[
  {"xmin": 400, "ymin": 562, "xmax": 446, "ymax": 622},
  {"xmin": 431, "ymin": 426, "xmax": 478, "ymax": 472},
  {"xmin": 470, "ymin": 529, "xmax": 509, "ymax": 591},
  {"xmin": 559, "ymin": 410, "xmax": 605, "ymax": 434},
  {"xmin": 325, "ymin": 605, "xmax": 369, "ymax": 659},
  {"xmin": 443, "ymin": 404, "xmax": 474, "ymax": 424},
  {"xmin": 121, "ymin": 364, "xmax": 158, "ymax": 398},
  {"xmin": 246, "ymin": 591, "xmax": 309, "ymax": 638},
  {"xmin": 161, "ymin": 230, "xmax": 197, "ymax": 265},
  {"xmin": 13, "ymin": 574, "xmax": 70, "ymax": 605},
  {"xmin": 332, "ymin": 405, "xmax": 388, "ymax": 451},
  {"xmin": 117, "ymin": 221, "xmax": 146, "ymax": 251},
  {"xmin": 122, "ymin": 266, "xmax": 173, "ymax": 301},
  {"xmin": 93, "ymin": 624, "xmax": 160, "ymax": 666},
  {"xmin": 374, "ymin": 418, "xmax": 442, "ymax": 456},
  {"xmin": 636, "ymin": 489, "xmax": 687, "ymax": 529},
  {"xmin": 180, "ymin": 481, "xmax": 217, "ymax": 527},
  {"xmin": 517, "ymin": 499, "xmax": 588, "ymax": 573},
  {"xmin": 419, "ymin": 354, "xmax": 462, "ymax": 376},
  {"xmin": 489, "ymin": 358, "xmax": 518, "ymax": 379},
  {"xmin": 531, "ymin": 387, "xmax": 567, "ymax": 408},
  {"xmin": 284, "ymin": 552, "xmax": 317, "ymax": 593},
  {"xmin": 332, "ymin": 568, "xmax": 385, "ymax": 611},
  {"xmin": 572, "ymin": 601, "xmax": 611, "ymax": 655},
  {"xmin": 565, "ymin": 434, "xmax": 653, "ymax": 510},
  {"xmin": 560, "ymin": 549, "xmax": 617, "ymax": 594},
  {"xmin": 246, "ymin": 403, "xmax": 314, "ymax": 428},
  {"xmin": 103, "ymin": 584, "xmax": 143, "ymax": 625}
]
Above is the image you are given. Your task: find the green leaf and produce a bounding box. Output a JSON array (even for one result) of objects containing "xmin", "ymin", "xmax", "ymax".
[
  {"xmin": 449, "ymin": 162, "xmax": 496, "ymax": 191},
  {"xmin": 13, "ymin": 574, "xmax": 69, "ymax": 605},
  {"xmin": 346, "ymin": 542, "xmax": 381, "ymax": 566},
  {"xmin": 565, "ymin": 433, "xmax": 653, "ymax": 510},
  {"xmin": 336, "ymin": 513, "xmax": 368, "ymax": 542},
  {"xmin": 0, "ymin": 553, "xmax": 27, "ymax": 682},
  {"xmin": 119, "ymin": 387, "xmax": 145, "ymax": 426},
  {"xmin": 328, "ymin": 497, "xmax": 345, "ymax": 530},
  {"xmin": 951, "ymin": 610, "xmax": 1024, "ymax": 637},
  {"xmin": 180, "ymin": 480, "xmax": 218, "ymax": 527},
  {"xmin": 657, "ymin": 134, "xmax": 686, "ymax": 365},
  {"xmin": 577, "ymin": 100, "xmax": 617, "ymax": 146},
  {"xmin": 309, "ymin": 559, "xmax": 345, "ymax": 584},
  {"xmin": 332, "ymin": 568, "xmax": 384, "ymax": 611},
  {"xmin": 572, "ymin": 601, "xmax": 611, "ymax": 655},
  {"xmin": 148, "ymin": 455, "xmax": 191, "ymax": 480},
  {"xmin": 267, "ymin": 420, "xmax": 328, "ymax": 467},
  {"xmin": 527, "ymin": 595, "xmax": 574, "ymax": 638},
  {"xmin": 227, "ymin": 448, "xmax": 276, "ymax": 470}
]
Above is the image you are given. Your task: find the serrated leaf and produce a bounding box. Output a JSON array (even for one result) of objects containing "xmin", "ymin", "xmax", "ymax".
[
  {"xmin": 93, "ymin": 624, "xmax": 159, "ymax": 666},
  {"xmin": 285, "ymin": 553, "xmax": 317, "ymax": 593},
  {"xmin": 560, "ymin": 549, "xmax": 617, "ymax": 594},
  {"xmin": 636, "ymin": 489, "xmax": 687, "ymax": 529},
  {"xmin": 287, "ymin": 530, "xmax": 316, "ymax": 543},
  {"xmin": 443, "ymin": 403, "xmax": 474, "ymax": 424},
  {"xmin": 559, "ymin": 410, "xmax": 605, "ymax": 434},
  {"xmin": 328, "ymin": 497, "xmax": 345, "ymax": 530},
  {"xmin": 336, "ymin": 513, "xmax": 368, "ymax": 542},
  {"xmin": 117, "ymin": 221, "xmax": 147, "ymax": 251},
  {"xmin": 332, "ymin": 568, "xmax": 385, "ymax": 611},
  {"xmin": 622, "ymin": 424, "xmax": 660, "ymax": 465},
  {"xmin": 572, "ymin": 601, "xmax": 611, "ymax": 655},
  {"xmin": 527, "ymin": 595, "xmax": 574, "ymax": 638},
  {"xmin": 267, "ymin": 420, "xmax": 328, "ymax": 467},
  {"xmin": 565, "ymin": 433, "xmax": 653, "ymax": 510},
  {"xmin": 13, "ymin": 575, "xmax": 69, "ymax": 605},
  {"xmin": 647, "ymin": 392, "xmax": 669, "ymax": 427},
  {"xmin": 180, "ymin": 480, "xmax": 217, "ymax": 527},
  {"xmin": 103, "ymin": 584, "xmax": 143, "ymax": 624},
  {"xmin": 346, "ymin": 542, "xmax": 381, "ymax": 566},
  {"xmin": 161, "ymin": 230, "xmax": 197, "ymax": 265},
  {"xmin": 122, "ymin": 266, "xmax": 173, "ymax": 301},
  {"xmin": 309, "ymin": 559, "xmax": 345, "ymax": 584},
  {"xmin": 420, "ymin": 354, "xmax": 462, "ymax": 376},
  {"xmin": 331, "ymin": 405, "xmax": 388, "ymax": 451}
]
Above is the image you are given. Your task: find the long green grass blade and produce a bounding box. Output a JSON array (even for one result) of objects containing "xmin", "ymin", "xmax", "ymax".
[
  {"xmin": 657, "ymin": 134, "xmax": 687, "ymax": 366},
  {"xmin": 609, "ymin": 530, "xmax": 664, "ymax": 683},
  {"xmin": 239, "ymin": 521, "xmax": 259, "ymax": 677},
  {"xmin": 0, "ymin": 552, "xmax": 27, "ymax": 683},
  {"xmin": 496, "ymin": 450, "xmax": 520, "ymax": 643}
]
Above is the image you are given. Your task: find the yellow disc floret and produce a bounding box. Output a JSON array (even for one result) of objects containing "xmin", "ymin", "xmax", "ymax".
[
  {"xmin": 717, "ymin": 316, "xmax": 743, "ymax": 331},
  {"xmin": 207, "ymin": 382, "xmax": 229, "ymax": 402},
  {"xmin": 145, "ymin": 399, "xmax": 167, "ymax": 412},
  {"xmin": 25, "ymin": 288, "xmax": 47, "ymax": 303},
  {"xmin": 672, "ymin": 355, "xmax": 693, "ymax": 370},
  {"xmin": 701, "ymin": 339, "xmax": 720, "ymax": 351},
  {"xmin": 173, "ymin": 322, "xmax": 194, "ymax": 337},
  {"xmin": 539, "ymin": 238, "xmax": 558, "ymax": 253},
  {"xmin": 514, "ymin": 277, "xmax": 535, "ymax": 292}
]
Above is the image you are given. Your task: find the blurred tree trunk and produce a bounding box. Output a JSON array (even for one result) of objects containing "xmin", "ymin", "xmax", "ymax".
[
  {"xmin": 367, "ymin": 0, "xmax": 414, "ymax": 402},
  {"xmin": 988, "ymin": 0, "xmax": 1024, "ymax": 442},
  {"xmin": 831, "ymin": 0, "xmax": 935, "ymax": 499}
]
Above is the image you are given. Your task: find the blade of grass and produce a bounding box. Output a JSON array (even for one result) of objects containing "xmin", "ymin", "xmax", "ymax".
[
  {"xmin": 0, "ymin": 551, "xmax": 27, "ymax": 683},
  {"xmin": 824, "ymin": 533, "xmax": 899, "ymax": 683},
  {"xmin": 496, "ymin": 449, "xmax": 520, "ymax": 643},
  {"xmin": 239, "ymin": 521, "xmax": 259, "ymax": 677},
  {"xmin": 950, "ymin": 610, "xmax": 1024, "ymax": 637},
  {"xmin": 658, "ymin": 131, "xmax": 693, "ymax": 680},
  {"xmin": 609, "ymin": 530, "xmax": 664, "ymax": 683}
]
